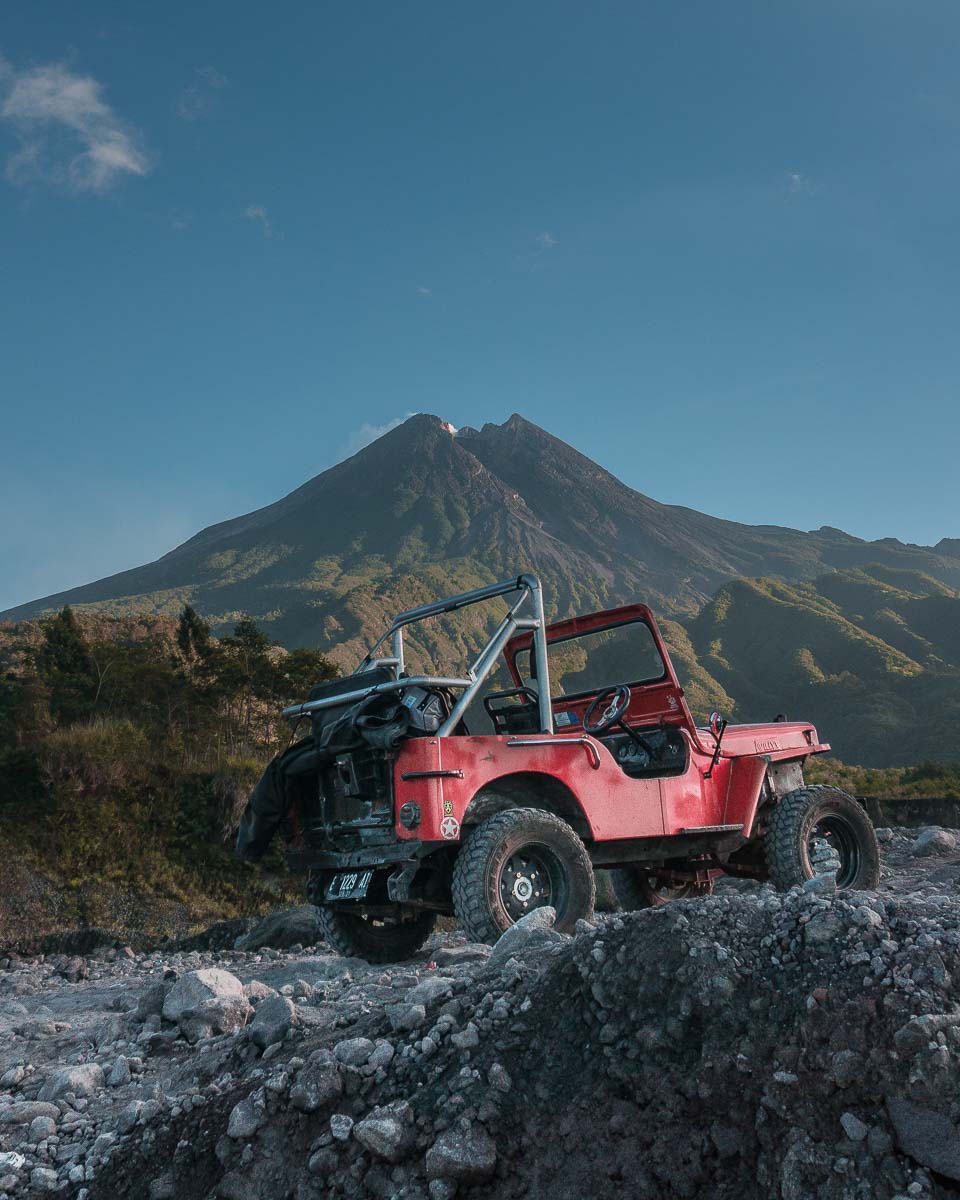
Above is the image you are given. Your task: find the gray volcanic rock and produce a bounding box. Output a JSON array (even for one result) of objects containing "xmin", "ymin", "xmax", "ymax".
[
  {"xmin": 234, "ymin": 906, "xmax": 323, "ymax": 952},
  {"xmin": 249, "ymin": 995, "xmax": 297, "ymax": 1049},
  {"xmin": 490, "ymin": 904, "xmax": 564, "ymax": 963},
  {"xmin": 911, "ymin": 828, "xmax": 958, "ymax": 857},
  {"xmin": 161, "ymin": 967, "xmax": 250, "ymax": 1042},
  {"xmin": 37, "ymin": 1063, "xmax": 103, "ymax": 1101},
  {"xmin": 7, "ymin": 831, "xmax": 960, "ymax": 1200},
  {"xmin": 887, "ymin": 1097, "xmax": 960, "ymax": 1181},
  {"xmin": 426, "ymin": 1124, "xmax": 498, "ymax": 1183}
]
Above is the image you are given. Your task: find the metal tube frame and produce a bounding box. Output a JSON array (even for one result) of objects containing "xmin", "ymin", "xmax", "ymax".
[{"xmin": 283, "ymin": 572, "xmax": 554, "ymax": 734}]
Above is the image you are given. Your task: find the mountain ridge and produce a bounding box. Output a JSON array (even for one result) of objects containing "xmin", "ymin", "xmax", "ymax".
[
  {"xmin": 4, "ymin": 413, "xmax": 958, "ymax": 641},
  {"xmin": 2, "ymin": 412, "xmax": 959, "ymax": 766}
]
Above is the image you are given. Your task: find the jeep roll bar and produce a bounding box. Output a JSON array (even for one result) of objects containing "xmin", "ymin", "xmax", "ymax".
[{"xmin": 281, "ymin": 573, "xmax": 554, "ymax": 737}]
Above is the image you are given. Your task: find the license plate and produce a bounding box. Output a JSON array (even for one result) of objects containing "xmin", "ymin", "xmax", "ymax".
[{"xmin": 325, "ymin": 870, "xmax": 374, "ymax": 901}]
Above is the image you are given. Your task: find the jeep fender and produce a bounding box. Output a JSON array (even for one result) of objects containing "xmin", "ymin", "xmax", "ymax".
[
  {"xmin": 724, "ymin": 755, "xmax": 806, "ymax": 838},
  {"xmin": 461, "ymin": 771, "xmax": 593, "ymax": 842}
]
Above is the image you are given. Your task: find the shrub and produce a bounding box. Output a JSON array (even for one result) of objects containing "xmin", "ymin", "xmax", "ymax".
[{"xmin": 37, "ymin": 718, "xmax": 151, "ymax": 796}]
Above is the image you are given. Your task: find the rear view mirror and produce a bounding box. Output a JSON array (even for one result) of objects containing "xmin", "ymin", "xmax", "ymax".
[{"xmin": 709, "ymin": 711, "xmax": 724, "ymax": 740}]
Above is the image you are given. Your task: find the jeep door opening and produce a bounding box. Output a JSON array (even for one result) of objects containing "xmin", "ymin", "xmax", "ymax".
[{"xmin": 237, "ymin": 573, "xmax": 879, "ymax": 962}]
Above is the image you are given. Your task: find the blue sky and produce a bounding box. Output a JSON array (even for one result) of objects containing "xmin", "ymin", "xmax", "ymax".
[{"xmin": 2, "ymin": 2, "xmax": 959, "ymax": 610}]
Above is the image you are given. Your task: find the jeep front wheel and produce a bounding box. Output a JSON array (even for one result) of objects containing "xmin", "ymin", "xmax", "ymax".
[
  {"xmin": 452, "ymin": 808, "xmax": 595, "ymax": 944},
  {"xmin": 765, "ymin": 785, "xmax": 880, "ymax": 891}
]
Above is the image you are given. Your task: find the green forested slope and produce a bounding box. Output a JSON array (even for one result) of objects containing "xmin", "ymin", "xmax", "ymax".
[{"xmin": 686, "ymin": 567, "xmax": 960, "ymax": 766}]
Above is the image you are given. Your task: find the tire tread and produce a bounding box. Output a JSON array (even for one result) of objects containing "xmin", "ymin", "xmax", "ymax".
[
  {"xmin": 765, "ymin": 784, "xmax": 880, "ymax": 891},
  {"xmin": 452, "ymin": 807, "xmax": 595, "ymax": 943}
]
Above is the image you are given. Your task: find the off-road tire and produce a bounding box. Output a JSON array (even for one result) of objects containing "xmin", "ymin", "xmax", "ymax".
[
  {"xmin": 611, "ymin": 868, "xmax": 713, "ymax": 911},
  {"xmin": 765, "ymin": 785, "xmax": 880, "ymax": 891},
  {"xmin": 452, "ymin": 807, "xmax": 595, "ymax": 944},
  {"xmin": 317, "ymin": 906, "xmax": 436, "ymax": 963}
]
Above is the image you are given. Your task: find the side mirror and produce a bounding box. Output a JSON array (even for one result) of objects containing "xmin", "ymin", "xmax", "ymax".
[{"xmin": 705, "ymin": 711, "xmax": 728, "ymax": 779}]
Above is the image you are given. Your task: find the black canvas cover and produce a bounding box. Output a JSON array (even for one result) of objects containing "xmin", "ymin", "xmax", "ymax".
[
  {"xmin": 236, "ymin": 737, "xmax": 320, "ymax": 862},
  {"xmin": 235, "ymin": 686, "xmax": 413, "ymax": 862}
]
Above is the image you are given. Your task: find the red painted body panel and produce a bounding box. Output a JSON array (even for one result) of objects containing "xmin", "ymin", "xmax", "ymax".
[
  {"xmin": 386, "ymin": 601, "xmax": 827, "ymax": 855},
  {"xmin": 722, "ymin": 755, "xmax": 772, "ymax": 837},
  {"xmin": 393, "ymin": 735, "xmax": 664, "ymax": 842},
  {"xmin": 391, "ymin": 726, "xmax": 784, "ymax": 845}
]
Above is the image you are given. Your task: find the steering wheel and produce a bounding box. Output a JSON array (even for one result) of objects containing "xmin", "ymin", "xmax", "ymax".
[
  {"xmin": 582, "ymin": 685, "xmax": 632, "ymax": 734},
  {"xmin": 582, "ymin": 685, "xmax": 660, "ymax": 758}
]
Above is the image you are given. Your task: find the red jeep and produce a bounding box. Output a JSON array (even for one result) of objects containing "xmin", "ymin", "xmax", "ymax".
[{"xmin": 249, "ymin": 574, "xmax": 879, "ymax": 961}]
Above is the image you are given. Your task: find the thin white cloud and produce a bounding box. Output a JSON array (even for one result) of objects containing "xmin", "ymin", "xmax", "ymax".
[
  {"xmin": 536, "ymin": 230, "xmax": 558, "ymax": 250},
  {"xmin": 787, "ymin": 171, "xmax": 818, "ymax": 196},
  {"xmin": 243, "ymin": 204, "xmax": 276, "ymax": 238},
  {"xmin": 0, "ymin": 57, "xmax": 149, "ymax": 192},
  {"xmin": 177, "ymin": 66, "xmax": 227, "ymax": 121},
  {"xmin": 344, "ymin": 412, "xmax": 419, "ymax": 455},
  {"xmin": 416, "ymin": 286, "xmax": 432, "ymax": 297}
]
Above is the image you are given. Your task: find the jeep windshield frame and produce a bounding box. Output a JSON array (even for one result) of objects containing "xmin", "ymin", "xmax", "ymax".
[
  {"xmin": 511, "ymin": 616, "xmax": 668, "ymax": 703},
  {"xmin": 281, "ymin": 572, "xmax": 554, "ymax": 737}
]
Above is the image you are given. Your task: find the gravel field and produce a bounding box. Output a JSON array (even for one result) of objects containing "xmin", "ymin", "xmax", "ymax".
[{"xmin": 3, "ymin": 826, "xmax": 960, "ymax": 1199}]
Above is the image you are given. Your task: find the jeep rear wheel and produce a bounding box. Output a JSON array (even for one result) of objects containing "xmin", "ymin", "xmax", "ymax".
[
  {"xmin": 611, "ymin": 869, "xmax": 713, "ymax": 911},
  {"xmin": 317, "ymin": 907, "xmax": 436, "ymax": 963},
  {"xmin": 452, "ymin": 808, "xmax": 595, "ymax": 944},
  {"xmin": 765, "ymin": 785, "xmax": 880, "ymax": 891}
]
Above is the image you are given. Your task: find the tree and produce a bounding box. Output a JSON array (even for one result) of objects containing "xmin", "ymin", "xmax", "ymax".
[
  {"xmin": 280, "ymin": 648, "xmax": 339, "ymax": 704},
  {"xmin": 32, "ymin": 608, "xmax": 96, "ymax": 724},
  {"xmin": 177, "ymin": 604, "xmax": 212, "ymax": 663}
]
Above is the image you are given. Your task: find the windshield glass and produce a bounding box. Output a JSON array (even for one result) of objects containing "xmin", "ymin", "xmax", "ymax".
[{"xmin": 514, "ymin": 620, "xmax": 666, "ymax": 699}]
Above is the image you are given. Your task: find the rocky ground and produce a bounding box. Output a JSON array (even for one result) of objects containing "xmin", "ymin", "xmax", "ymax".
[{"xmin": 4, "ymin": 827, "xmax": 960, "ymax": 1199}]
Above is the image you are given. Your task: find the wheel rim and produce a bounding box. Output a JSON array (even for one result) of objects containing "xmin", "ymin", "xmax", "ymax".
[
  {"xmin": 809, "ymin": 813, "xmax": 861, "ymax": 888},
  {"xmin": 498, "ymin": 843, "xmax": 564, "ymax": 922}
]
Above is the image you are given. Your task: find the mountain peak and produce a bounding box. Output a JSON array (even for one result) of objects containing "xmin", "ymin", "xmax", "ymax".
[{"xmin": 3, "ymin": 413, "xmax": 959, "ymax": 659}]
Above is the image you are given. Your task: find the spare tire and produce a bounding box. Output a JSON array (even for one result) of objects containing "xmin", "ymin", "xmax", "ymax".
[
  {"xmin": 452, "ymin": 807, "xmax": 595, "ymax": 944},
  {"xmin": 765, "ymin": 785, "xmax": 880, "ymax": 891}
]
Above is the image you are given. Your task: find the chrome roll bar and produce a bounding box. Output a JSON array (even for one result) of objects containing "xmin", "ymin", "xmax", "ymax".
[{"xmin": 284, "ymin": 572, "xmax": 554, "ymax": 734}]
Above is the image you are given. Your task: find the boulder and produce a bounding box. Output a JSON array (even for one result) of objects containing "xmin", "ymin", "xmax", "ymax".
[
  {"xmin": 136, "ymin": 982, "xmax": 170, "ymax": 1020},
  {"xmin": 243, "ymin": 980, "xmax": 276, "ymax": 1007},
  {"xmin": 289, "ymin": 1054, "xmax": 343, "ymax": 1112},
  {"xmin": 234, "ymin": 905, "xmax": 323, "ymax": 952},
  {"xmin": 330, "ymin": 1113, "xmax": 354, "ymax": 1141},
  {"xmin": 334, "ymin": 1037, "xmax": 375, "ymax": 1067},
  {"xmin": 354, "ymin": 1108, "xmax": 411, "ymax": 1163},
  {"xmin": 911, "ymin": 828, "xmax": 958, "ymax": 857},
  {"xmin": 802, "ymin": 910, "xmax": 844, "ymax": 947},
  {"xmin": 0, "ymin": 1101, "xmax": 60, "ymax": 1125},
  {"xmin": 426, "ymin": 1124, "xmax": 498, "ymax": 1183},
  {"xmin": 490, "ymin": 906, "xmax": 564, "ymax": 963},
  {"xmin": 108, "ymin": 1056, "xmax": 131, "ymax": 1087},
  {"xmin": 405, "ymin": 976, "xmax": 456, "ymax": 1007},
  {"xmin": 29, "ymin": 1115, "xmax": 57, "ymax": 1141},
  {"xmin": 56, "ymin": 956, "xmax": 89, "ymax": 983},
  {"xmin": 38, "ymin": 1063, "xmax": 104, "ymax": 1102},
  {"xmin": 117, "ymin": 1101, "xmax": 144, "ymax": 1133},
  {"xmin": 30, "ymin": 1167, "xmax": 58, "ymax": 1192},
  {"xmin": 249, "ymin": 994, "xmax": 297, "ymax": 1050},
  {"xmin": 161, "ymin": 968, "xmax": 250, "ymax": 1043},
  {"xmin": 887, "ymin": 1097, "xmax": 960, "ymax": 1181},
  {"xmin": 432, "ymin": 944, "xmax": 492, "ymax": 968},
  {"xmin": 386, "ymin": 1002, "xmax": 427, "ymax": 1033},
  {"xmin": 227, "ymin": 1090, "xmax": 266, "ymax": 1140}
]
